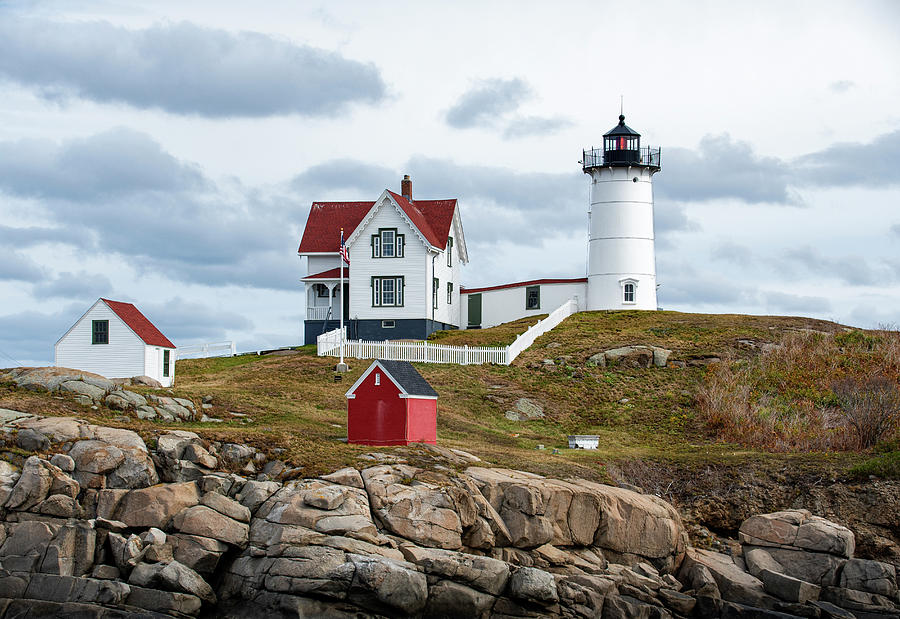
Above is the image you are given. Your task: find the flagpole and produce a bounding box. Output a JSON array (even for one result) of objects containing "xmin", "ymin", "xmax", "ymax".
[{"xmin": 339, "ymin": 228, "xmax": 345, "ymax": 367}]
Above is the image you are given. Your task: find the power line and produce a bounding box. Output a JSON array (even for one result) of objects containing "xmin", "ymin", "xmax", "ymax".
[{"xmin": 0, "ymin": 347, "xmax": 22, "ymax": 367}]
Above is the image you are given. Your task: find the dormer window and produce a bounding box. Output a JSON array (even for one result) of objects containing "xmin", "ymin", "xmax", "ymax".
[{"xmin": 372, "ymin": 229, "xmax": 404, "ymax": 258}]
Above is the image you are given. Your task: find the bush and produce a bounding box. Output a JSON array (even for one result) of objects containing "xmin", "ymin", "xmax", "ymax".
[
  {"xmin": 697, "ymin": 328, "xmax": 900, "ymax": 452},
  {"xmin": 832, "ymin": 376, "xmax": 900, "ymax": 449},
  {"xmin": 849, "ymin": 451, "xmax": 900, "ymax": 479}
]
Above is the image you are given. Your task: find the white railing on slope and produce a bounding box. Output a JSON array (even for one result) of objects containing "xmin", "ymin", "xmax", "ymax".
[
  {"xmin": 506, "ymin": 298, "xmax": 579, "ymax": 363},
  {"xmin": 175, "ymin": 341, "xmax": 236, "ymax": 360},
  {"xmin": 315, "ymin": 298, "xmax": 578, "ymax": 366}
]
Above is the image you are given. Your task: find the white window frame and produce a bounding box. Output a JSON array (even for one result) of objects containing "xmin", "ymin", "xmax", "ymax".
[
  {"xmin": 620, "ymin": 278, "xmax": 638, "ymax": 305},
  {"xmin": 447, "ymin": 237, "xmax": 453, "ymax": 267},
  {"xmin": 372, "ymin": 276, "xmax": 404, "ymax": 307},
  {"xmin": 447, "ymin": 281, "xmax": 453, "ymax": 304}
]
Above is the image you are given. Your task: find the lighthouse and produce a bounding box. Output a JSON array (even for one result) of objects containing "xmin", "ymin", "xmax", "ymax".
[{"xmin": 583, "ymin": 114, "xmax": 661, "ymax": 311}]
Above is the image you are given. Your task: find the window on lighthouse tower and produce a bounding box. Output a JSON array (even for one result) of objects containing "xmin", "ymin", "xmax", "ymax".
[{"xmin": 623, "ymin": 283, "xmax": 635, "ymax": 303}]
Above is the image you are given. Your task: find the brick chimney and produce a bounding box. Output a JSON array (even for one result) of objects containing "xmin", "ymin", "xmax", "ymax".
[{"xmin": 401, "ymin": 175, "xmax": 412, "ymax": 200}]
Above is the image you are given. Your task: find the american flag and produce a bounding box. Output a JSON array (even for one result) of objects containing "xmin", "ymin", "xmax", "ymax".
[{"xmin": 340, "ymin": 229, "xmax": 350, "ymax": 265}]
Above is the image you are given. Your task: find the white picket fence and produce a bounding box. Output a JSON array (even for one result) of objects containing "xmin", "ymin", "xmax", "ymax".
[
  {"xmin": 506, "ymin": 299, "xmax": 578, "ymax": 361},
  {"xmin": 317, "ymin": 298, "xmax": 578, "ymax": 366},
  {"xmin": 175, "ymin": 341, "xmax": 236, "ymax": 360}
]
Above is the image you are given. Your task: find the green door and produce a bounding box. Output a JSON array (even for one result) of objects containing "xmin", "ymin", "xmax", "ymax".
[{"xmin": 467, "ymin": 293, "xmax": 482, "ymax": 329}]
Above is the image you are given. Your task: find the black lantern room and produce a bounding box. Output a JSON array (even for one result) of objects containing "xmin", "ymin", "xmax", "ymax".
[
  {"xmin": 603, "ymin": 115, "xmax": 640, "ymax": 164},
  {"xmin": 582, "ymin": 114, "xmax": 661, "ymax": 172}
]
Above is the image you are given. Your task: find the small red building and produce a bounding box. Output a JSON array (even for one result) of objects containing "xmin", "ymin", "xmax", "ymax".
[{"xmin": 345, "ymin": 359, "xmax": 438, "ymax": 446}]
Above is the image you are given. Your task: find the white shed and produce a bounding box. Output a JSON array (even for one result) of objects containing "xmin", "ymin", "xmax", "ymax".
[{"xmin": 55, "ymin": 298, "xmax": 176, "ymax": 387}]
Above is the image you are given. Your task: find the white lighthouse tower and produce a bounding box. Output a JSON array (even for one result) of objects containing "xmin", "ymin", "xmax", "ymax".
[{"xmin": 583, "ymin": 114, "xmax": 661, "ymax": 311}]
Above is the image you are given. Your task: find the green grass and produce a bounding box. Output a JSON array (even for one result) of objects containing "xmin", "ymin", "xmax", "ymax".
[
  {"xmin": 850, "ymin": 452, "xmax": 900, "ymax": 479},
  {"xmin": 0, "ymin": 310, "xmax": 884, "ymax": 481}
]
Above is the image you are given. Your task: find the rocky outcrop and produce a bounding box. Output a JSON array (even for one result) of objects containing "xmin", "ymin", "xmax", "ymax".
[
  {"xmin": 679, "ymin": 509, "xmax": 900, "ymax": 617},
  {"xmin": 0, "ymin": 410, "xmax": 897, "ymax": 617},
  {"xmin": 0, "ymin": 367, "xmax": 216, "ymax": 422},
  {"xmin": 586, "ymin": 345, "xmax": 673, "ymax": 368}
]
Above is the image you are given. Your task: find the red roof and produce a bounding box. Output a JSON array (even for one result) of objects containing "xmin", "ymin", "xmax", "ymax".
[
  {"xmin": 297, "ymin": 202, "xmax": 373, "ymax": 253},
  {"xmin": 302, "ymin": 267, "xmax": 348, "ymax": 280},
  {"xmin": 102, "ymin": 299, "xmax": 175, "ymax": 348},
  {"xmin": 386, "ymin": 191, "xmax": 457, "ymax": 250},
  {"xmin": 297, "ymin": 193, "xmax": 457, "ymax": 253},
  {"xmin": 460, "ymin": 278, "xmax": 587, "ymax": 294}
]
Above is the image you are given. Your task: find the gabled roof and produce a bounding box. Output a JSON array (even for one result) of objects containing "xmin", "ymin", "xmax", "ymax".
[
  {"xmin": 346, "ymin": 359, "xmax": 438, "ymax": 399},
  {"xmin": 297, "ymin": 202, "xmax": 373, "ymax": 254},
  {"xmin": 385, "ymin": 191, "xmax": 457, "ymax": 251},
  {"xmin": 298, "ymin": 192, "xmax": 458, "ymax": 255},
  {"xmin": 101, "ymin": 299, "xmax": 176, "ymax": 348},
  {"xmin": 301, "ymin": 267, "xmax": 348, "ymax": 281}
]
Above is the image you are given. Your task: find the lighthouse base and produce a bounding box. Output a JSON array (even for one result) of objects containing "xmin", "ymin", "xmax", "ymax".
[{"xmin": 586, "ymin": 274, "xmax": 657, "ymax": 311}]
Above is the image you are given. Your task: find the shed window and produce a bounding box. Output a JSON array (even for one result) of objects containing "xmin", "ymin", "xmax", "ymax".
[
  {"xmin": 163, "ymin": 350, "xmax": 170, "ymax": 377},
  {"xmin": 375, "ymin": 372, "xmax": 380, "ymax": 385},
  {"xmin": 92, "ymin": 320, "xmax": 109, "ymax": 345},
  {"xmin": 525, "ymin": 286, "xmax": 540, "ymax": 310},
  {"xmin": 624, "ymin": 282, "xmax": 635, "ymax": 303}
]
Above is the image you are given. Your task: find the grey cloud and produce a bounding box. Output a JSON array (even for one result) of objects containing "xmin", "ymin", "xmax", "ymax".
[
  {"xmin": 0, "ymin": 305, "xmax": 83, "ymax": 366},
  {"xmin": 0, "ymin": 19, "xmax": 385, "ymax": 118},
  {"xmin": 711, "ymin": 241, "xmax": 755, "ymax": 266},
  {"xmin": 0, "ymin": 224, "xmax": 90, "ymax": 249},
  {"xmin": 829, "ymin": 80, "xmax": 855, "ymax": 92},
  {"xmin": 0, "ymin": 128, "xmax": 205, "ymax": 201},
  {"xmin": 292, "ymin": 156, "xmax": 696, "ymax": 252},
  {"xmin": 794, "ymin": 130, "xmax": 900, "ymax": 187},
  {"xmin": 783, "ymin": 246, "xmax": 880, "ymax": 286},
  {"xmin": 656, "ymin": 134, "xmax": 794, "ymax": 204},
  {"xmin": 763, "ymin": 291, "xmax": 832, "ymax": 314},
  {"xmin": 503, "ymin": 116, "xmax": 572, "ymax": 139},
  {"xmin": 445, "ymin": 78, "xmax": 531, "ymax": 129},
  {"xmin": 291, "ymin": 160, "xmax": 396, "ymax": 196},
  {"xmin": 32, "ymin": 271, "xmax": 113, "ymax": 301},
  {"xmin": 136, "ymin": 297, "xmax": 252, "ymax": 343},
  {"xmin": 0, "ymin": 128, "xmax": 300, "ymax": 290},
  {"xmin": 893, "ymin": 224, "xmax": 900, "ymax": 237},
  {"xmin": 658, "ymin": 274, "xmax": 751, "ymax": 306},
  {"xmin": 849, "ymin": 306, "xmax": 900, "ymax": 330},
  {"xmin": 0, "ymin": 248, "xmax": 45, "ymax": 282}
]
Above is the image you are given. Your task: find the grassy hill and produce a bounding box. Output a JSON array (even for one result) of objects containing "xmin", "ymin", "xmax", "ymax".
[{"xmin": 3, "ymin": 310, "xmax": 898, "ymax": 484}]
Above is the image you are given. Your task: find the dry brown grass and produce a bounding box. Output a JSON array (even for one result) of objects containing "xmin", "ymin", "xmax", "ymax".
[{"xmin": 697, "ymin": 329, "xmax": 900, "ymax": 451}]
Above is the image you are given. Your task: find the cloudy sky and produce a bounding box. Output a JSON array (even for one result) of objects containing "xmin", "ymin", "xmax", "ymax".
[{"xmin": 1, "ymin": 0, "xmax": 899, "ymax": 365}]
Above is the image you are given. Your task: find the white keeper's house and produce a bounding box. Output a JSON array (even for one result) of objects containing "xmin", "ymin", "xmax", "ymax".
[
  {"xmin": 55, "ymin": 298, "xmax": 177, "ymax": 387},
  {"xmin": 297, "ymin": 175, "xmax": 468, "ymax": 342},
  {"xmin": 298, "ymin": 113, "xmax": 661, "ymax": 342}
]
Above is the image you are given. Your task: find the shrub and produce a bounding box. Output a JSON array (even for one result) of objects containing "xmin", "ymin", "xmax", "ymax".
[
  {"xmin": 832, "ymin": 376, "xmax": 900, "ymax": 449},
  {"xmin": 697, "ymin": 329, "xmax": 900, "ymax": 452}
]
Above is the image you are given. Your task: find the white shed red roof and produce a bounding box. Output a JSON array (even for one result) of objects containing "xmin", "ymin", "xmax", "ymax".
[{"xmin": 101, "ymin": 299, "xmax": 175, "ymax": 348}]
